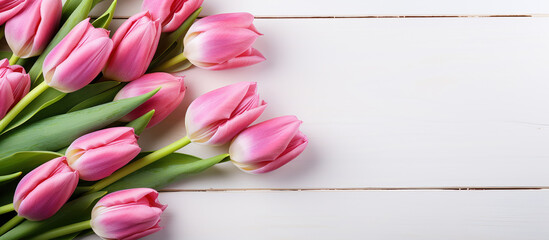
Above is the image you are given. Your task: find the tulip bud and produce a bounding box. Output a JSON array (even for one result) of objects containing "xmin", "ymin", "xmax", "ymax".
[
  {"xmin": 229, "ymin": 116, "xmax": 308, "ymax": 174},
  {"xmin": 13, "ymin": 157, "xmax": 79, "ymax": 221},
  {"xmin": 5, "ymin": 0, "xmax": 61, "ymax": 58},
  {"xmin": 142, "ymin": 0, "xmax": 203, "ymax": 32},
  {"xmin": 43, "ymin": 18, "xmax": 113, "ymax": 93},
  {"xmin": 102, "ymin": 11, "xmax": 161, "ymax": 82},
  {"xmin": 0, "ymin": 59, "xmax": 30, "ymax": 119},
  {"xmin": 91, "ymin": 188, "xmax": 167, "ymax": 240},
  {"xmin": 185, "ymin": 81, "xmax": 266, "ymax": 145},
  {"xmin": 183, "ymin": 12, "xmax": 265, "ymax": 70},
  {"xmin": 0, "ymin": 0, "xmax": 27, "ymax": 26},
  {"xmin": 66, "ymin": 127, "xmax": 141, "ymax": 181},
  {"xmin": 114, "ymin": 73, "xmax": 185, "ymax": 128}
]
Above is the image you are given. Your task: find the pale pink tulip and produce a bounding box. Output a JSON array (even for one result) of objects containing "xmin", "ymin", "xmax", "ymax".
[
  {"xmin": 142, "ymin": 0, "xmax": 203, "ymax": 32},
  {"xmin": 0, "ymin": 59, "xmax": 30, "ymax": 119},
  {"xmin": 13, "ymin": 157, "xmax": 79, "ymax": 221},
  {"xmin": 183, "ymin": 12, "xmax": 265, "ymax": 70},
  {"xmin": 114, "ymin": 73, "xmax": 185, "ymax": 128},
  {"xmin": 43, "ymin": 18, "xmax": 113, "ymax": 93},
  {"xmin": 65, "ymin": 127, "xmax": 141, "ymax": 181},
  {"xmin": 91, "ymin": 188, "xmax": 167, "ymax": 240},
  {"xmin": 185, "ymin": 81, "xmax": 266, "ymax": 145},
  {"xmin": 0, "ymin": 0, "xmax": 27, "ymax": 26},
  {"xmin": 103, "ymin": 11, "xmax": 161, "ymax": 82},
  {"xmin": 229, "ymin": 116, "xmax": 308, "ymax": 174},
  {"xmin": 5, "ymin": 0, "xmax": 61, "ymax": 58}
]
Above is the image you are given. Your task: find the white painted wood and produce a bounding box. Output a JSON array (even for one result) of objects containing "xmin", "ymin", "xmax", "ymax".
[
  {"xmin": 79, "ymin": 190, "xmax": 549, "ymax": 240},
  {"xmin": 91, "ymin": 0, "xmax": 549, "ymax": 18},
  {"xmin": 107, "ymin": 17, "xmax": 549, "ymax": 189}
]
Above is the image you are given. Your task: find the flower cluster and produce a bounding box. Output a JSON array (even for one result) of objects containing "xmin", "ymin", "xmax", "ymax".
[{"xmin": 0, "ymin": 0, "xmax": 308, "ymax": 239}]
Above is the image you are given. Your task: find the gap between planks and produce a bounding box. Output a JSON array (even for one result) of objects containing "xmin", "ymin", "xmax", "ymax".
[
  {"xmin": 110, "ymin": 14, "xmax": 549, "ymax": 20},
  {"xmin": 159, "ymin": 187, "xmax": 549, "ymax": 192}
]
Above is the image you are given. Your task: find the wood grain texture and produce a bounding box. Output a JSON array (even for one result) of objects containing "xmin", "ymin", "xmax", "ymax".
[
  {"xmin": 110, "ymin": 17, "xmax": 549, "ymax": 189},
  {"xmin": 91, "ymin": 0, "xmax": 549, "ymax": 18},
  {"xmin": 79, "ymin": 190, "xmax": 549, "ymax": 240}
]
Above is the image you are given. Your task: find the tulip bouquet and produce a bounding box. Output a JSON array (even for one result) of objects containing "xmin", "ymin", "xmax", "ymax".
[{"xmin": 0, "ymin": 0, "xmax": 308, "ymax": 239}]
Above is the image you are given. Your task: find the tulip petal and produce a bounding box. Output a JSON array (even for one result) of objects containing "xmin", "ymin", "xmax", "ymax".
[
  {"xmin": 186, "ymin": 12, "xmax": 259, "ymax": 35},
  {"xmin": 251, "ymin": 131, "xmax": 308, "ymax": 173},
  {"xmin": 207, "ymin": 101, "xmax": 266, "ymax": 145},
  {"xmin": 161, "ymin": 0, "xmax": 203, "ymax": 32},
  {"xmin": 203, "ymin": 47, "xmax": 265, "ymax": 70},
  {"xmin": 92, "ymin": 205, "xmax": 162, "ymax": 240},
  {"xmin": 184, "ymin": 27, "xmax": 259, "ymax": 64},
  {"xmin": 0, "ymin": 80, "xmax": 15, "ymax": 118},
  {"xmin": 43, "ymin": 19, "xmax": 90, "ymax": 75},
  {"xmin": 0, "ymin": 0, "xmax": 26, "ymax": 25},
  {"xmin": 30, "ymin": 0, "xmax": 61, "ymax": 57},
  {"xmin": 96, "ymin": 188, "xmax": 166, "ymax": 210}
]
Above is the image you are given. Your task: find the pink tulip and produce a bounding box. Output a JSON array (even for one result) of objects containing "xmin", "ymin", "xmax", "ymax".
[
  {"xmin": 102, "ymin": 11, "xmax": 161, "ymax": 82},
  {"xmin": 43, "ymin": 18, "xmax": 113, "ymax": 93},
  {"xmin": 183, "ymin": 12, "xmax": 265, "ymax": 70},
  {"xmin": 5, "ymin": 0, "xmax": 61, "ymax": 58},
  {"xmin": 185, "ymin": 81, "xmax": 266, "ymax": 145},
  {"xmin": 229, "ymin": 116, "xmax": 308, "ymax": 174},
  {"xmin": 0, "ymin": 59, "xmax": 30, "ymax": 119},
  {"xmin": 91, "ymin": 188, "xmax": 167, "ymax": 240},
  {"xmin": 0, "ymin": 0, "xmax": 27, "ymax": 26},
  {"xmin": 65, "ymin": 127, "xmax": 141, "ymax": 181},
  {"xmin": 142, "ymin": 0, "xmax": 203, "ymax": 32},
  {"xmin": 13, "ymin": 157, "xmax": 79, "ymax": 221},
  {"xmin": 114, "ymin": 73, "xmax": 185, "ymax": 128}
]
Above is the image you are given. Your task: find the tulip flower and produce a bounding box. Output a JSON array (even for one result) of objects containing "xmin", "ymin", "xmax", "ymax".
[
  {"xmin": 154, "ymin": 12, "xmax": 265, "ymax": 72},
  {"xmin": 142, "ymin": 0, "xmax": 203, "ymax": 32},
  {"xmin": 13, "ymin": 157, "xmax": 79, "ymax": 221},
  {"xmin": 114, "ymin": 73, "xmax": 185, "ymax": 127},
  {"xmin": 65, "ymin": 127, "xmax": 141, "ymax": 181},
  {"xmin": 102, "ymin": 11, "xmax": 161, "ymax": 82},
  {"xmin": 185, "ymin": 81, "xmax": 266, "ymax": 145},
  {"xmin": 91, "ymin": 188, "xmax": 167, "ymax": 240},
  {"xmin": 229, "ymin": 116, "xmax": 308, "ymax": 174},
  {"xmin": 0, "ymin": 0, "xmax": 27, "ymax": 26},
  {"xmin": 43, "ymin": 18, "xmax": 113, "ymax": 93},
  {"xmin": 5, "ymin": 0, "xmax": 62, "ymax": 58},
  {"xmin": 0, "ymin": 59, "xmax": 30, "ymax": 119}
]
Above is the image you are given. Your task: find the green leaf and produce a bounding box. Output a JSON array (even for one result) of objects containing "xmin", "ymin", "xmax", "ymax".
[
  {"xmin": 104, "ymin": 153, "xmax": 227, "ymax": 192},
  {"xmin": 163, "ymin": 59, "xmax": 193, "ymax": 73},
  {"xmin": 29, "ymin": 0, "xmax": 94, "ymax": 85},
  {"xmin": 0, "ymin": 172, "xmax": 21, "ymax": 183},
  {"xmin": 2, "ymin": 81, "xmax": 120, "ymax": 134},
  {"xmin": 0, "ymin": 51, "xmax": 11, "ymax": 59},
  {"xmin": 0, "ymin": 192, "xmax": 106, "ymax": 240},
  {"xmin": 125, "ymin": 110, "xmax": 155, "ymax": 135},
  {"xmin": 67, "ymin": 84, "xmax": 123, "ymax": 112},
  {"xmin": 0, "ymin": 151, "xmax": 62, "ymax": 175},
  {"xmin": 0, "ymin": 89, "xmax": 159, "ymax": 158},
  {"xmin": 150, "ymin": 7, "xmax": 202, "ymax": 68},
  {"xmin": 92, "ymin": 0, "xmax": 117, "ymax": 29}
]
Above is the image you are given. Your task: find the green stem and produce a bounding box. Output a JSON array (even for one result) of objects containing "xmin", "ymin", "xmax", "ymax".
[
  {"xmin": 0, "ymin": 81, "xmax": 49, "ymax": 133},
  {"xmin": 88, "ymin": 136, "xmax": 192, "ymax": 192},
  {"xmin": 0, "ymin": 203, "xmax": 14, "ymax": 215},
  {"xmin": 0, "ymin": 215, "xmax": 24, "ymax": 235},
  {"xmin": 8, "ymin": 54, "xmax": 20, "ymax": 65},
  {"xmin": 151, "ymin": 52, "xmax": 187, "ymax": 72},
  {"xmin": 27, "ymin": 220, "xmax": 91, "ymax": 240}
]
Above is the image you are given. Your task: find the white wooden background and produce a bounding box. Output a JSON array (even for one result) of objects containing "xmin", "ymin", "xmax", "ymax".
[{"xmin": 81, "ymin": 0, "xmax": 549, "ymax": 239}]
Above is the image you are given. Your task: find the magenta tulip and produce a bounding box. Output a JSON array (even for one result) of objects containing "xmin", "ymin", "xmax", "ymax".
[
  {"xmin": 5, "ymin": 0, "xmax": 61, "ymax": 58},
  {"xmin": 102, "ymin": 11, "xmax": 161, "ymax": 82},
  {"xmin": 142, "ymin": 0, "xmax": 203, "ymax": 32},
  {"xmin": 43, "ymin": 18, "xmax": 113, "ymax": 93},
  {"xmin": 114, "ymin": 73, "xmax": 185, "ymax": 128},
  {"xmin": 91, "ymin": 188, "xmax": 167, "ymax": 240},
  {"xmin": 13, "ymin": 157, "xmax": 79, "ymax": 221},
  {"xmin": 183, "ymin": 12, "xmax": 265, "ymax": 70},
  {"xmin": 229, "ymin": 116, "xmax": 308, "ymax": 174},
  {"xmin": 0, "ymin": 59, "xmax": 30, "ymax": 119},
  {"xmin": 185, "ymin": 81, "xmax": 266, "ymax": 145},
  {"xmin": 0, "ymin": 0, "xmax": 27, "ymax": 26},
  {"xmin": 65, "ymin": 127, "xmax": 141, "ymax": 181}
]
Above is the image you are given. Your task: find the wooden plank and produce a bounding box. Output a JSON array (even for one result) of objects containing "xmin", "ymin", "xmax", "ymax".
[
  {"xmin": 92, "ymin": 0, "xmax": 549, "ymax": 18},
  {"xmin": 79, "ymin": 190, "xmax": 549, "ymax": 240},
  {"xmin": 106, "ymin": 17, "xmax": 549, "ymax": 189}
]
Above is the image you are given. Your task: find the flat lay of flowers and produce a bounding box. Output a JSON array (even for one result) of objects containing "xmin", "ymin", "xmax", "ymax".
[{"xmin": 0, "ymin": 0, "xmax": 308, "ymax": 239}]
